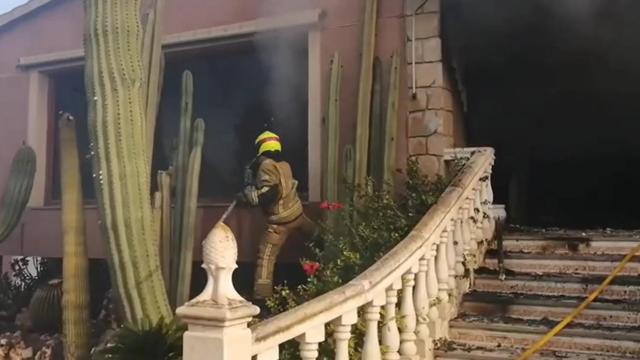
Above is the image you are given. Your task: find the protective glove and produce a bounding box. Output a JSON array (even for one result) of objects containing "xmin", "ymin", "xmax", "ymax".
[{"xmin": 243, "ymin": 185, "xmax": 260, "ymax": 206}]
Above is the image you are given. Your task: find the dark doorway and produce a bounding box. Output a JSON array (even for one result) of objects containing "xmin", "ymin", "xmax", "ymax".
[{"xmin": 443, "ymin": 0, "xmax": 640, "ymax": 229}]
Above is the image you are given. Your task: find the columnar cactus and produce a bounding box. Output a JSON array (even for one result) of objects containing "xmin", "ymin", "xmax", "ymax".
[
  {"xmin": 84, "ymin": 0, "xmax": 171, "ymax": 323},
  {"xmin": 368, "ymin": 56, "xmax": 384, "ymax": 186},
  {"xmin": 58, "ymin": 113, "xmax": 91, "ymax": 359},
  {"xmin": 142, "ymin": 0, "xmax": 165, "ymax": 162},
  {"xmin": 174, "ymin": 117, "xmax": 205, "ymax": 307},
  {"xmin": 354, "ymin": 0, "xmax": 378, "ymax": 188},
  {"xmin": 383, "ymin": 52, "xmax": 400, "ymax": 188},
  {"xmin": 0, "ymin": 145, "xmax": 36, "ymax": 243},
  {"xmin": 341, "ymin": 145, "xmax": 355, "ymax": 202},
  {"xmin": 169, "ymin": 71, "xmax": 194, "ymax": 307},
  {"xmin": 162, "ymin": 71, "xmax": 207, "ymax": 308},
  {"xmin": 324, "ymin": 52, "xmax": 342, "ymax": 202}
]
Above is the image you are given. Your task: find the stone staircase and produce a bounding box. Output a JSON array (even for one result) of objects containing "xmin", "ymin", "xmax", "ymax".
[{"xmin": 436, "ymin": 229, "xmax": 640, "ymax": 359}]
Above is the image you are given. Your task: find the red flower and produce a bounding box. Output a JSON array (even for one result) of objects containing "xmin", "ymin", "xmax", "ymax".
[
  {"xmin": 319, "ymin": 201, "xmax": 344, "ymax": 211},
  {"xmin": 302, "ymin": 261, "xmax": 321, "ymax": 277}
]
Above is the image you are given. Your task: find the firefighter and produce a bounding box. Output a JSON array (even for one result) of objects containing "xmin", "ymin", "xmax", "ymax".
[{"xmin": 240, "ymin": 130, "xmax": 316, "ymax": 299}]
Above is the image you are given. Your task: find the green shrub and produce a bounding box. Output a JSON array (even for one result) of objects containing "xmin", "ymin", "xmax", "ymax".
[
  {"xmin": 93, "ymin": 318, "xmax": 185, "ymax": 360},
  {"xmin": 264, "ymin": 159, "xmax": 458, "ymax": 358}
]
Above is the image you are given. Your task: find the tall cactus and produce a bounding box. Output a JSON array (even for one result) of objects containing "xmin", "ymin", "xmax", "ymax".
[
  {"xmin": 354, "ymin": 0, "xmax": 378, "ymax": 188},
  {"xmin": 383, "ymin": 52, "xmax": 400, "ymax": 188},
  {"xmin": 84, "ymin": 0, "xmax": 171, "ymax": 323},
  {"xmin": 169, "ymin": 71, "xmax": 194, "ymax": 307},
  {"xmin": 368, "ymin": 56, "xmax": 384, "ymax": 187},
  {"xmin": 324, "ymin": 52, "xmax": 342, "ymax": 202},
  {"xmin": 0, "ymin": 145, "xmax": 36, "ymax": 243},
  {"xmin": 142, "ymin": 0, "xmax": 165, "ymax": 164},
  {"xmin": 58, "ymin": 113, "xmax": 90, "ymax": 359},
  {"xmin": 174, "ymin": 118, "xmax": 205, "ymax": 306}
]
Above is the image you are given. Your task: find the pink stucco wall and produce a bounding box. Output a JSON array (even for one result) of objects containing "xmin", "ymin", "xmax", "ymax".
[{"xmin": 0, "ymin": 0, "xmax": 408, "ymax": 260}]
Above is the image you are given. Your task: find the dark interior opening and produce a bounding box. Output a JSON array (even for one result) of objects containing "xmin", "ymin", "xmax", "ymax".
[
  {"xmin": 50, "ymin": 31, "xmax": 309, "ymax": 202},
  {"xmin": 443, "ymin": 0, "xmax": 640, "ymax": 229}
]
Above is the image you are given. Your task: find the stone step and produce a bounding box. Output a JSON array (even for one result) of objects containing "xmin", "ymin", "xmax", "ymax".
[
  {"xmin": 502, "ymin": 232, "xmax": 640, "ymax": 256},
  {"xmin": 473, "ymin": 271, "xmax": 640, "ymax": 301},
  {"xmin": 449, "ymin": 317, "xmax": 640, "ymax": 357},
  {"xmin": 435, "ymin": 347, "xmax": 638, "ymax": 360},
  {"xmin": 483, "ymin": 252, "xmax": 640, "ymax": 276},
  {"xmin": 460, "ymin": 292, "xmax": 640, "ymax": 328}
]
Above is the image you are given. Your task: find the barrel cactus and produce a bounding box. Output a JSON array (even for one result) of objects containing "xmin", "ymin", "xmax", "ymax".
[{"xmin": 29, "ymin": 279, "xmax": 63, "ymax": 333}]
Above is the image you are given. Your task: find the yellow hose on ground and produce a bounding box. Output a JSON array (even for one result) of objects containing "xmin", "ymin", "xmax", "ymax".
[{"xmin": 516, "ymin": 242, "xmax": 640, "ymax": 360}]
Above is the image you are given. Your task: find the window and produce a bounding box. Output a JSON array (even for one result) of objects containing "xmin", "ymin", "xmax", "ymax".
[{"xmin": 48, "ymin": 31, "xmax": 310, "ymax": 203}]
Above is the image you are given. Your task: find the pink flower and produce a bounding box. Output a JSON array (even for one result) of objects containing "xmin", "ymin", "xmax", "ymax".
[
  {"xmin": 319, "ymin": 201, "xmax": 344, "ymax": 211},
  {"xmin": 302, "ymin": 261, "xmax": 321, "ymax": 277}
]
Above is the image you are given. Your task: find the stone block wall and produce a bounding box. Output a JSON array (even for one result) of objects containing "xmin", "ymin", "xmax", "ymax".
[{"xmin": 404, "ymin": 0, "xmax": 466, "ymax": 176}]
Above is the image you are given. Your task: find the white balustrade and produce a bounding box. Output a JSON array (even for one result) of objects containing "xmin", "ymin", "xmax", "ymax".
[{"xmin": 177, "ymin": 148, "xmax": 500, "ymax": 360}]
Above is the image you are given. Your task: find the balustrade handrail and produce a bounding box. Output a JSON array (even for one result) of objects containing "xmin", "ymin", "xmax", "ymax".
[{"xmin": 250, "ymin": 147, "xmax": 495, "ymax": 354}]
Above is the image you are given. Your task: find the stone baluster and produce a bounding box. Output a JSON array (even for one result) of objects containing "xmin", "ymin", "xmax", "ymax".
[
  {"xmin": 446, "ymin": 221, "xmax": 457, "ymax": 292},
  {"xmin": 414, "ymin": 257, "xmax": 429, "ymax": 358},
  {"xmin": 457, "ymin": 204, "xmax": 472, "ymax": 294},
  {"xmin": 486, "ymin": 169, "xmax": 494, "ymax": 204},
  {"xmin": 255, "ymin": 347, "xmax": 279, "ymax": 360},
  {"xmin": 362, "ymin": 293, "xmax": 386, "ymax": 360},
  {"xmin": 481, "ymin": 174, "xmax": 495, "ymax": 239},
  {"xmin": 454, "ymin": 213, "xmax": 465, "ymax": 279},
  {"xmin": 426, "ymin": 244, "xmax": 441, "ymax": 339},
  {"xmin": 296, "ymin": 325, "xmax": 325, "ymax": 360},
  {"xmin": 461, "ymin": 201, "xmax": 472, "ymax": 255},
  {"xmin": 382, "ymin": 280, "xmax": 402, "ymax": 360},
  {"xmin": 468, "ymin": 196, "xmax": 479, "ymax": 255},
  {"xmin": 445, "ymin": 222, "xmax": 458, "ymax": 318},
  {"xmin": 400, "ymin": 266, "xmax": 419, "ymax": 358},
  {"xmin": 177, "ymin": 223, "xmax": 260, "ymax": 360},
  {"xmin": 437, "ymin": 230, "xmax": 451, "ymax": 337},
  {"xmin": 333, "ymin": 310, "xmax": 357, "ymax": 360}
]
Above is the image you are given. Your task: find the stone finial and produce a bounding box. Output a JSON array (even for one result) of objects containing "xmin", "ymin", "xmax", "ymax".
[
  {"xmin": 186, "ymin": 222, "xmax": 247, "ymax": 307},
  {"xmin": 176, "ymin": 222, "xmax": 259, "ymax": 360}
]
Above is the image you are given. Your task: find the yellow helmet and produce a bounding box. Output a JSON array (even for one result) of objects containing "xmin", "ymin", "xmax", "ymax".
[{"xmin": 255, "ymin": 130, "xmax": 282, "ymax": 156}]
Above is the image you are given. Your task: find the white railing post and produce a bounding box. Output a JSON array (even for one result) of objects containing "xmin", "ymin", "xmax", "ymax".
[
  {"xmin": 177, "ymin": 223, "xmax": 260, "ymax": 360},
  {"xmin": 426, "ymin": 244, "xmax": 441, "ymax": 339},
  {"xmin": 436, "ymin": 230, "xmax": 451, "ymax": 337},
  {"xmin": 296, "ymin": 325, "xmax": 325, "ymax": 360},
  {"xmin": 362, "ymin": 293, "xmax": 386, "ymax": 360},
  {"xmin": 333, "ymin": 309, "xmax": 358, "ymax": 360},
  {"xmin": 401, "ymin": 265, "xmax": 419, "ymax": 359},
  {"xmin": 382, "ymin": 280, "xmax": 402, "ymax": 360}
]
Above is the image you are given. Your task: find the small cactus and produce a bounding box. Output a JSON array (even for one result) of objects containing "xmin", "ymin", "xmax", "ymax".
[{"xmin": 29, "ymin": 279, "xmax": 63, "ymax": 333}]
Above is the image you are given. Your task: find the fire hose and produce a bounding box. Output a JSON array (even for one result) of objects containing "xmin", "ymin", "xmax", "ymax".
[{"xmin": 516, "ymin": 242, "xmax": 640, "ymax": 359}]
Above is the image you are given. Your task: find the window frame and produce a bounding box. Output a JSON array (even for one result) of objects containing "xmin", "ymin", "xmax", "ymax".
[{"xmin": 21, "ymin": 10, "xmax": 323, "ymax": 207}]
